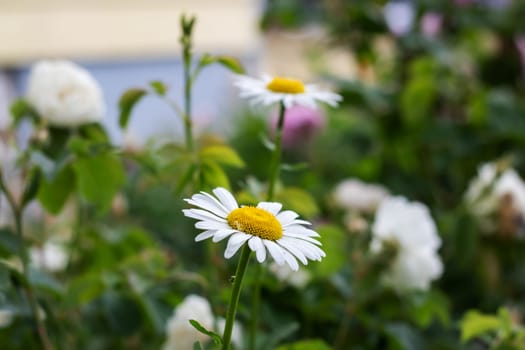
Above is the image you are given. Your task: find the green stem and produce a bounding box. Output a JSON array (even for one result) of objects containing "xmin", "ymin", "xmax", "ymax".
[
  {"xmin": 248, "ymin": 102, "xmax": 286, "ymax": 350},
  {"xmin": 267, "ymin": 102, "xmax": 286, "ymax": 202},
  {"xmin": 222, "ymin": 245, "xmax": 251, "ymax": 350},
  {"xmin": 183, "ymin": 47, "xmax": 194, "ymax": 152},
  {"xmin": 0, "ymin": 178, "xmax": 53, "ymax": 350}
]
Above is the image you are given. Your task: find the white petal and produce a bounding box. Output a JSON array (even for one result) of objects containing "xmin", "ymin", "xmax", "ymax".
[
  {"xmin": 224, "ymin": 233, "xmax": 251, "ymax": 259},
  {"xmin": 185, "ymin": 193, "xmax": 229, "ymax": 217},
  {"xmin": 285, "ymin": 225, "xmax": 320, "ymax": 237},
  {"xmin": 276, "ymin": 239, "xmax": 308, "ymax": 265},
  {"xmin": 183, "ymin": 209, "xmax": 226, "ymax": 223},
  {"xmin": 248, "ymin": 236, "xmax": 266, "ymax": 262},
  {"xmin": 195, "ymin": 220, "xmax": 231, "ymax": 231},
  {"xmin": 263, "ymin": 240, "xmax": 286, "ymax": 265},
  {"xmin": 276, "ymin": 210, "xmax": 300, "ymax": 226},
  {"xmin": 257, "ymin": 202, "xmax": 282, "ymax": 215},
  {"xmin": 195, "ymin": 230, "xmax": 215, "ymax": 242},
  {"xmin": 281, "ymin": 250, "xmax": 299, "ymax": 271},
  {"xmin": 282, "ymin": 219, "xmax": 311, "ymax": 227},
  {"xmin": 212, "ymin": 188, "xmax": 239, "ymax": 212},
  {"xmin": 283, "ymin": 230, "xmax": 322, "ymax": 245},
  {"xmin": 212, "ymin": 229, "xmax": 237, "ymax": 242}
]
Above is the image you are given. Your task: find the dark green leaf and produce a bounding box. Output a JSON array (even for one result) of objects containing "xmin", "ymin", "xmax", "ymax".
[
  {"xmin": 119, "ymin": 88, "xmax": 147, "ymax": 129},
  {"xmin": 0, "ymin": 228, "xmax": 20, "ymax": 257},
  {"xmin": 385, "ymin": 323, "xmax": 425, "ymax": 350},
  {"xmin": 29, "ymin": 268, "xmax": 65, "ymax": 296},
  {"xmin": 37, "ymin": 165, "xmax": 75, "ymax": 214},
  {"xmin": 73, "ymin": 153, "xmax": 125, "ymax": 211},
  {"xmin": 102, "ymin": 292, "xmax": 143, "ymax": 336},
  {"xmin": 193, "ymin": 342, "xmax": 203, "ymax": 350},
  {"xmin": 21, "ymin": 168, "xmax": 41, "ymax": 208},
  {"xmin": 189, "ymin": 319, "xmax": 223, "ymax": 345},
  {"xmin": 263, "ymin": 322, "xmax": 300, "ymax": 349}
]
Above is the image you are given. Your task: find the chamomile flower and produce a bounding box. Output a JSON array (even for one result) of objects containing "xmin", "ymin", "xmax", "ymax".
[
  {"xmin": 183, "ymin": 187, "xmax": 325, "ymax": 271},
  {"xmin": 234, "ymin": 74, "xmax": 342, "ymax": 109}
]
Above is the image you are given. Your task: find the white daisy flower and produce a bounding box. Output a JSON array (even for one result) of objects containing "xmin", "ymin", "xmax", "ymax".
[
  {"xmin": 234, "ymin": 74, "xmax": 342, "ymax": 109},
  {"xmin": 183, "ymin": 187, "xmax": 325, "ymax": 271}
]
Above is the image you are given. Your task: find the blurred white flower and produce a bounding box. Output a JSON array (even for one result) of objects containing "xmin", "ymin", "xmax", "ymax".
[
  {"xmin": 269, "ymin": 262, "xmax": 311, "ymax": 288},
  {"xmin": 464, "ymin": 162, "xmax": 525, "ymax": 233},
  {"xmin": 162, "ymin": 295, "xmax": 214, "ymax": 350},
  {"xmin": 217, "ymin": 318, "xmax": 243, "ymax": 349},
  {"xmin": 383, "ymin": 1, "xmax": 415, "ymax": 36},
  {"xmin": 333, "ymin": 179, "xmax": 389, "ymax": 213},
  {"xmin": 371, "ymin": 196, "xmax": 443, "ymax": 292},
  {"xmin": 0, "ymin": 309, "xmax": 13, "ymax": 328},
  {"xmin": 26, "ymin": 60, "xmax": 105, "ymax": 127},
  {"xmin": 30, "ymin": 242, "xmax": 68, "ymax": 272}
]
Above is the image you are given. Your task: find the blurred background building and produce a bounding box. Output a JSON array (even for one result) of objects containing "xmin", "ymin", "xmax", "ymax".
[{"xmin": 0, "ymin": 0, "xmax": 262, "ymax": 143}]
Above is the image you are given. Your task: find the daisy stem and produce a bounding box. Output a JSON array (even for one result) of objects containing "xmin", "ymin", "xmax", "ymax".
[
  {"xmin": 222, "ymin": 245, "xmax": 251, "ymax": 350},
  {"xmin": 180, "ymin": 14, "xmax": 195, "ymax": 153},
  {"xmin": 267, "ymin": 102, "xmax": 286, "ymax": 201},
  {"xmin": 0, "ymin": 177, "xmax": 53, "ymax": 350}
]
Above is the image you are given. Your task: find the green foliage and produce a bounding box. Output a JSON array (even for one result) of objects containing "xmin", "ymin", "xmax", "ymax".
[
  {"xmin": 189, "ymin": 319, "xmax": 223, "ymax": 345},
  {"xmin": 72, "ymin": 153, "xmax": 125, "ymax": 211},
  {"xmin": 276, "ymin": 339, "xmax": 332, "ymax": 350},
  {"xmin": 118, "ymin": 88, "xmax": 147, "ymax": 128},
  {"xmin": 37, "ymin": 165, "xmax": 75, "ymax": 214}
]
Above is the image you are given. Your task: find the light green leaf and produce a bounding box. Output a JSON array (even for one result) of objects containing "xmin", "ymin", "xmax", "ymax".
[
  {"xmin": 310, "ymin": 225, "xmax": 345, "ymax": 277},
  {"xmin": 460, "ymin": 310, "xmax": 502, "ymax": 342},
  {"xmin": 119, "ymin": 88, "xmax": 147, "ymax": 129},
  {"xmin": 200, "ymin": 145, "xmax": 244, "ymax": 168},
  {"xmin": 200, "ymin": 161, "xmax": 230, "ymax": 190},
  {"xmin": 72, "ymin": 153, "xmax": 125, "ymax": 211},
  {"xmin": 189, "ymin": 319, "xmax": 223, "ymax": 345},
  {"xmin": 197, "ymin": 54, "xmax": 245, "ymax": 74},
  {"xmin": 37, "ymin": 165, "xmax": 75, "ymax": 214},
  {"xmin": 150, "ymin": 80, "xmax": 168, "ymax": 96},
  {"xmin": 276, "ymin": 187, "xmax": 319, "ymax": 218},
  {"xmin": 10, "ymin": 98, "xmax": 39, "ymax": 125}
]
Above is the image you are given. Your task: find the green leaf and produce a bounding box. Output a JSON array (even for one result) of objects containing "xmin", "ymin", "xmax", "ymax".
[
  {"xmin": 263, "ymin": 322, "xmax": 300, "ymax": 350},
  {"xmin": 10, "ymin": 98, "xmax": 39, "ymax": 126},
  {"xmin": 310, "ymin": 225, "xmax": 345, "ymax": 277},
  {"xmin": 276, "ymin": 339, "xmax": 331, "ymax": 350},
  {"xmin": 21, "ymin": 168, "xmax": 41, "ymax": 208},
  {"xmin": 197, "ymin": 54, "xmax": 245, "ymax": 74},
  {"xmin": 150, "ymin": 81, "xmax": 168, "ymax": 96},
  {"xmin": 189, "ymin": 319, "xmax": 223, "ymax": 345},
  {"xmin": 29, "ymin": 268, "xmax": 65, "ymax": 296},
  {"xmin": 37, "ymin": 165, "xmax": 75, "ymax": 214},
  {"xmin": 200, "ymin": 145, "xmax": 244, "ymax": 168},
  {"xmin": 119, "ymin": 88, "xmax": 147, "ymax": 129},
  {"xmin": 102, "ymin": 291, "xmax": 143, "ymax": 336},
  {"xmin": 408, "ymin": 291, "xmax": 450, "ymax": 328},
  {"xmin": 0, "ymin": 228, "xmax": 20, "ymax": 257},
  {"xmin": 73, "ymin": 153, "xmax": 125, "ymax": 211},
  {"xmin": 174, "ymin": 164, "xmax": 197, "ymax": 195},
  {"xmin": 460, "ymin": 310, "xmax": 502, "ymax": 342},
  {"xmin": 280, "ymin": 162, "xmax": 309, "ymax": 172},
  {"xmin": 276, "ymin": 187, "xmax": 319, "ymax": 218},
  {"xmin": 201, "ymin": 161, "xmax": 230, "ymax": 190},
  {"xmin": 400, "ymin": 77, "xmax": 436, "ymax": 127},
  {"xmin": 193, "ymin": 342, "xmax": 203, "ymax": 350},
  {"xmin": 385, "ymin": 323, "xmax": 425, "ymax": 350}
]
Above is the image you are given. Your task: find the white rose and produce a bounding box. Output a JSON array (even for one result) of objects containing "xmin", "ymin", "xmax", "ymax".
[
  {"xmin": 333, "ymin": 179, "xmax": 389, "ymax": 213},
  {"xmin": 162, "ymin": 295, "xmax": 214, "ymax": 350},
  {"xmin": 371, "ymin": 196, "xmax": 443, "ymax": 292},
  {"xmin": 26, "ymin": 60, "xmax": 105, "ymax": 127}
]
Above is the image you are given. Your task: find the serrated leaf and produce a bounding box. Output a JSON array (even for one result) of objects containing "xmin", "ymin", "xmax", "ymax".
[
  {"xmin": 37, "ymin": 165, "xmax": 75, "ymax": 214},
  {"xmin": 72, "ymin": 153, "xmax": 125, "ymax": 211},
  {"xmin": 119, "ymin": 88, "xmax": 147, "ymax": 129},
  {"xmin": 200, "ymin": 145, "xmax": 244, "ymax": 168},
  {"xmin": 460, "ymin": 310, "xmax": 502, "ymax": 342},
  {"xmin": 189, "ymin": 319, "xmax": 223, "ymax": 345}
]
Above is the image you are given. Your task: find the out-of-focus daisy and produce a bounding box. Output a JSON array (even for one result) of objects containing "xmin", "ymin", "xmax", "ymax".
[
  {"xmin": 234, "ymin": 74, "xmax": 341, "ymax": 109},
  {"xmin": 183, "ymin": 187, "xmax": 325, "ymax": 271}
]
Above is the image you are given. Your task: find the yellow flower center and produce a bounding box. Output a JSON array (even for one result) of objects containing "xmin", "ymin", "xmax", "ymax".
[
  {"xmin": 266, "ymin": 77, "xmax": 305, "ymax": 94},
  {"xmin": 227, "ymin": 207, "xmax": 283, "ymax": 241}
]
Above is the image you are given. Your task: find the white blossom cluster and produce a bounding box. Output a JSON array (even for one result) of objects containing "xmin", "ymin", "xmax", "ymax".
[
  {"xmin": 162, "ymin": 294, "xmax": 242, "ymax": 350},
  {"xmin": 465, "ymin": 161, "xmax": 525, "ymax": 233},
  {"xmin": 371, "ymin": 196, "xmax": 443, "ymax": 292}
]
